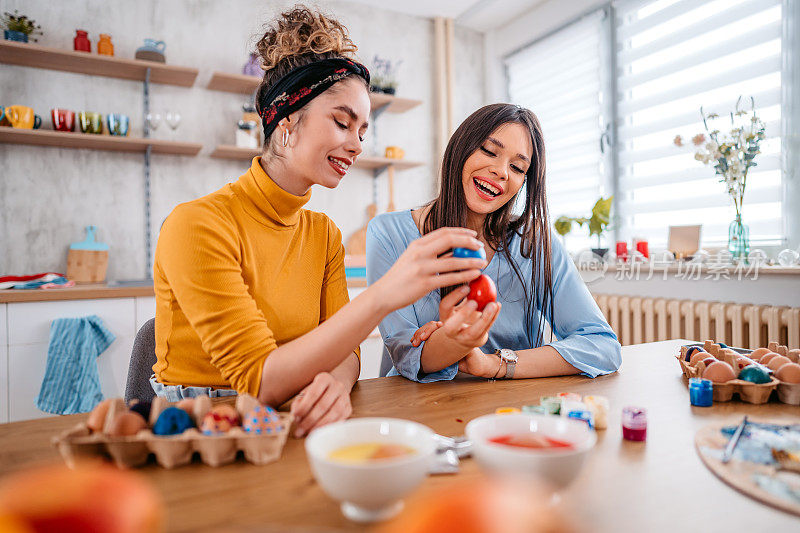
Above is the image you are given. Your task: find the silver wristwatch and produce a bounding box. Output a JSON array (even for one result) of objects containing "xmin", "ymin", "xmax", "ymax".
[{"xmin": 495, "ymin": 349, "xmax": 518, "ymax": 379}]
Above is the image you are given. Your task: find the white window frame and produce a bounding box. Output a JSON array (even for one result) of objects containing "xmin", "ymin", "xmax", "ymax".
[{"xmin": 503, "ymin": 0, "xmax": 799, "ymax": 254}]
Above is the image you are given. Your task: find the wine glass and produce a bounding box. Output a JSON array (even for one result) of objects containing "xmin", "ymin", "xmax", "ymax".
[
  {"xmin": 145, "ymin": 112, "xmax": 161, "ymax": 132},
  {"xmin": 165, "ymin": 110, "xmax": 181, "ymax": 132}
]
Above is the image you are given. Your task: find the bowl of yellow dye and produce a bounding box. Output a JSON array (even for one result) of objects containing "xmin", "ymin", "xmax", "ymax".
[{"xmin": 304, "ymin": 417, "xmax": 436, "ymax": 522}]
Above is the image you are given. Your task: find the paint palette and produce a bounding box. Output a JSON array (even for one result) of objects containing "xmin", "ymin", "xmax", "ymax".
[
  {"xmin": 695, "ymin": 418, "xmax": 800, "ymax": 517},
  {"xmin": 53, "ymin": 394, "xmax": 292, "ymax": 469},
  {"xmin": 676, "ymin": 340, "xmax": 800, "ymax": 405}
]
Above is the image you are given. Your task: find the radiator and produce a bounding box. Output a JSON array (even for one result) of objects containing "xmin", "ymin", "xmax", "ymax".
[{"xmin": 593, "ymin": 294, "xmax": 800, "ymax": 350}]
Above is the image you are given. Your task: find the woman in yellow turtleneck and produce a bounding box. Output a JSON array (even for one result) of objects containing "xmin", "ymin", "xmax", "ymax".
[{"xmin": 151, "ymin": 8, "xmax": 486, "ymax": 437}]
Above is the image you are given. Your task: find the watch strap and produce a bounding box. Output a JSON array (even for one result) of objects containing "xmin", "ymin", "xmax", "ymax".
[{"xmin": 504, "ymin": 358, "xmax": 515, "ymax": 379}]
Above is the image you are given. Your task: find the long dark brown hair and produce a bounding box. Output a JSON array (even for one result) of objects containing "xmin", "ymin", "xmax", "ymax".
[{"xmin": 422, "ymin": 103, "xmax": 554, "ymax": 345}]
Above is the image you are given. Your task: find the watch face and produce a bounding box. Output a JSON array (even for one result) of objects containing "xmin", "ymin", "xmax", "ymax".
[{"xmin": 501, "ymin": 349, "xmax": 518, "ymax": 363}]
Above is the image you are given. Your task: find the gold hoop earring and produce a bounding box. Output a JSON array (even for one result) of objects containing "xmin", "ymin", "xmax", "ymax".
[{"xmin": 282, "ymin": 128, "xmax": 289, "ymax": 147}]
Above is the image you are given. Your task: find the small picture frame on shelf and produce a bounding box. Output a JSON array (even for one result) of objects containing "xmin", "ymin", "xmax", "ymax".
[{"xmin": 668, "ymin": 225, "xmax": 701, "ymax": 260}]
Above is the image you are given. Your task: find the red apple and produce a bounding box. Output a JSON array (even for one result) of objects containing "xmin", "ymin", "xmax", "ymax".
[{"xmin": 467, "ymin": 274, "xmax": 497, "ymax": 312}]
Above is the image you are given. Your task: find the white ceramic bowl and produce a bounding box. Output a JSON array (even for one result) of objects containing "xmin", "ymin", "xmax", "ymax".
[
  {"xmin": 465, "ymin": 413, "xmax": 596, "ymax": 488},
  {"xmin": 304, "ymin": 417, "xmax": 436, "ymax": 522}
]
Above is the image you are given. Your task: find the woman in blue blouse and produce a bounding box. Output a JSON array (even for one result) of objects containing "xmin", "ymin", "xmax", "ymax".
[{"xmin": 366, "ymin": 103, "xmax": 621, "ymax": 382}]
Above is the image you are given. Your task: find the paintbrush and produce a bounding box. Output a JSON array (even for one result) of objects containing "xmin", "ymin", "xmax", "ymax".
[{"xmin": 722, "ymin": 415, "xmax": 748, "ymax": 464}]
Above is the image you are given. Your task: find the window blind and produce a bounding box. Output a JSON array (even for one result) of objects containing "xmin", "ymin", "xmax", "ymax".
[
  {"xmin": 615, "ymin": 0, "xmax": 784, "ymax": 248},
  {"xmin": 506, "ymin": 10, "xmax": 607, "ymax": 251}
]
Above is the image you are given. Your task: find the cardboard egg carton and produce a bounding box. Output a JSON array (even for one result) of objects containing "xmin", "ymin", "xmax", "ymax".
[
  {"xmin": 675, "ymin": 340, "xmax": 800, "ymax": 405},
  {"xmin": 52, "ymin": 394, "xmax": 293, "ymax": 469}
]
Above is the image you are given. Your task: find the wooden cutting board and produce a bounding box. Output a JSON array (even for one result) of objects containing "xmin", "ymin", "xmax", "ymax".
[{"xmin": 346, "ymin": 203, "xmax": 377, "ymax": 256}]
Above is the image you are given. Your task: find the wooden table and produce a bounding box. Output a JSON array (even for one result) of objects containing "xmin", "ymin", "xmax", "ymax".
[{"xmin": 1, "ymin": 340, "xmax": 798, "ymax": 531}]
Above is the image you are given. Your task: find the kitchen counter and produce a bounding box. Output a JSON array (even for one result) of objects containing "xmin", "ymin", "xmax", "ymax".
[
  {"xmin": 0, "ymin": 283, "xmax": 154, "ymax": 303},
  {"xmin": 0, "ymin": 278, "xmax": 368, "ymax": 303}
]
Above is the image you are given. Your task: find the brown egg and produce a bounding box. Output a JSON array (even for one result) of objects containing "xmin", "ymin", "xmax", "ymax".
[
  {"xmin": 735, "ymin": 356, "xmax": 753, "ymax": 371},
  {"xmin": 690, "ymin": 351, "xmax": 711, "ymax": 366},
  {"xmin": 767, "ymin": 355, "xmax": 792, "ymax": 371},
  {"xmin": 176, "ymin": 398, "xmax": 195, "ymax": 413},
  {"xmin": 702, "ymin": 361, "xmax": 737, "ymax": 383},
  {"xmin": 107, "ymin": 412, "xmax": 147, "ymax": 437},
  {"xmin": 775, "ymin": 363, "xmax": 800, "ymax": 384},
  {"xmin": 760, "ymin": 352, "xmax": 780, "ymax": 365},
  {"xmin": 87, "ymin": 399, "xmax": 114, "ymax": 433},
  {"xmin": 749, "ymin": 347, "xmax": 771, "ymax": 361}
]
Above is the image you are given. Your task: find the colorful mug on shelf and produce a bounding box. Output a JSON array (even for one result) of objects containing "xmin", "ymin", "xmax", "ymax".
[
  {"xmin": 51, "ymin": 108, "xmax": 76, "ymax": 132},
  {"xmin": 384, "ymin": 146, "xmax": 405, "ymax": 159},
  {"xmin": 1, "ymin": 105, "xmax": 42, "ymax": 129},
  {"xmin": 78, "ymin": 112, "xmax": 103, "ymax": 134},
  {"xmin": 106, "ymin": 113, "xmax": 129, "ymax": 136}
]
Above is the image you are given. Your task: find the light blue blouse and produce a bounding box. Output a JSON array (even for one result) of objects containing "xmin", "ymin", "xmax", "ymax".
[{"xmin": 365, "ymin": 210, "xmax": 621, "ymax": 382}]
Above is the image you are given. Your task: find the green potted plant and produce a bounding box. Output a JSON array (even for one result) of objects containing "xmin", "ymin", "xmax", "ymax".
[
  {"xmin": 554, "ymin": 196, "xmax": 614, "ymax": 258},
  {"xmin": 554, "ymin": 215, "xmax": 576, "ymax": 245},
  {"xmin": 587, "ymin": 196, "xmax": 613, "ymax": 258},
  {"xmin": 2, "ymin": 10, "xmax": 42, "ymax": 43}
]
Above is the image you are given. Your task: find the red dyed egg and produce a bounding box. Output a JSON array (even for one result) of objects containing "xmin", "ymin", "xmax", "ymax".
[{"xmin": 467, "ymin": 274, "xmax": 497, "ymax": 312}]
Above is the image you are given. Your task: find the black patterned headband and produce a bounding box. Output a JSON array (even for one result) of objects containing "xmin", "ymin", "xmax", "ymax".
[{"xmin": 256, "ymin": 57, "xmax": 370, "ymax": 142}]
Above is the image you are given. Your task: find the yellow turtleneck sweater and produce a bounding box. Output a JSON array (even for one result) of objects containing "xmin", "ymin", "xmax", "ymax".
[{"xmin": 152, "ymin": 157, "xmax": 355, "ymax": 396}]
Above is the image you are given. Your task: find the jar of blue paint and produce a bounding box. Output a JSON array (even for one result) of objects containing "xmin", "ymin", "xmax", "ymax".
[{"xmin": 689, "ymin": 378, "xmax": 713, "ymax": 407}]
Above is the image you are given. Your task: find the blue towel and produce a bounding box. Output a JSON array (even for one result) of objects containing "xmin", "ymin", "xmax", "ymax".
[
  {"xmin": 13, "ymin": 276, "xmax": 70, "ymax": 289},
  {"xmin": 35, "ymin": 315, "xmax": 116, "ymax": 415}
]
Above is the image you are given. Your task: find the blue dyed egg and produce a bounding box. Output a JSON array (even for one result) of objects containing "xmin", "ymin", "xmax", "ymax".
[
  {"xmin": 153, "ymin": 406, "xmax": 195, "ymax": 436},
  {"xmin": 452, "ymin": 247, "xmax": 486, "ymax": 261},
  {"xmin": 738, "ymin": 365, "xmax": 771, "ymax": 384}
]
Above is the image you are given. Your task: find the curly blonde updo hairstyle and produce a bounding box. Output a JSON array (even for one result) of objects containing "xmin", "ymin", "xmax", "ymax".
[{"xmin": 254, "ymin": 6, "xmax": 363, "ymax": 136}]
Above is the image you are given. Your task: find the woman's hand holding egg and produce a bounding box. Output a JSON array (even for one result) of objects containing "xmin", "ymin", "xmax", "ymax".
[
  {"xmin": 438, "ymin": 299, "xmax": 501, "ymax": 357},
  {"xmin": 371, "ymin": 228, "xmax": 486, "ymax": 314},
  {"xmin": 409, "ymin": 281, "xmax": 501, "ymax": 375}
]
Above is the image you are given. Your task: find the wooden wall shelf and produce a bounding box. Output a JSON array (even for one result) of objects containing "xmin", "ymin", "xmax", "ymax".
[
  {"xmin": 0, "ymin": 127, "xmax": 202, "ymax": 156},
  {"xmin": 209, "ymin": 145, "xmax": 260, "ymax": 159},
  {"xmin": 355, "ymin": 156, "xmax": 424, "ymax": 171},
  {"xmin": 209, "ymin": 145, "xmax": 423, "ymax": 171},
  {"xmin": 206, "ymin": 72, "xmax": 421, "ymax": 113},
  {"xmin": 368, "ymin": 92, "xmax": 422, "ymax": 114},
  {"xmin": 0, "ymin": 40, "xmax": 198, "ymax": 87},
  {"xmin": 207, "ymin": 72, "xmax": 260, "ymax": 93}
]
